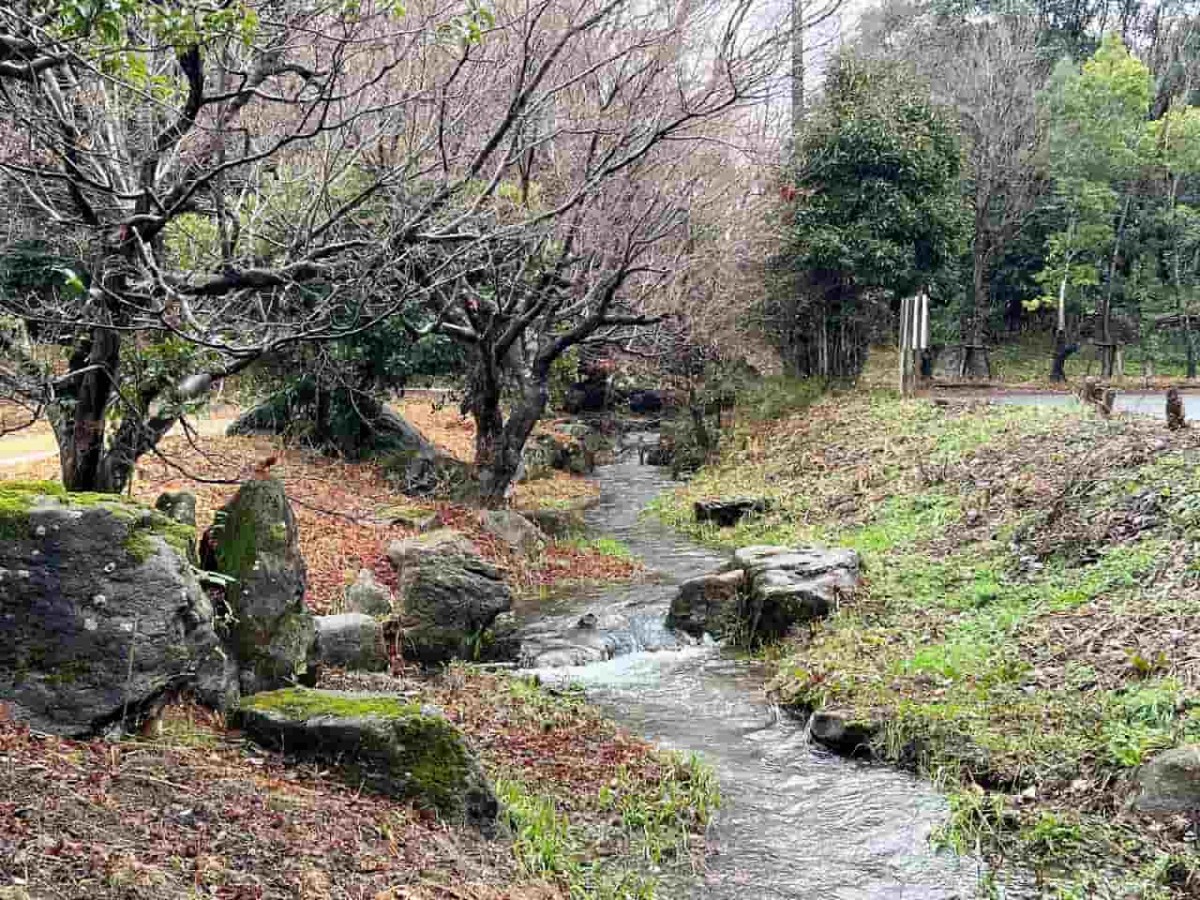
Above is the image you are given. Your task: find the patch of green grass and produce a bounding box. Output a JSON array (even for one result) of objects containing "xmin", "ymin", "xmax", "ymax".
[
  {"xmin": 558, "ymin": 536, "xmax": 636, "ymax": 560},
  {"xmin": 599, "ymin": 753, "xmax": 719, "ymax": 865},
  {"xmin": 482, "ymin": 668, "xmax": 717, "ymax": 898},
  {"xmin": 496, "ymin": 774, "xmax": 683, "ymax": 899},
  {"xmin": 654, "ymin": 388, "xmax": 1200, "ymax": 896},
  {"xmin": 498, "ymin": 778, "xmax": 576, "ymax": 877},
  {"xmin": 988, "ymin": 331, "xmax": 1195, "ymax": 383},
  {"xmin": 735, "ymin": 376, "xmax": 824, "ymax": 423}
]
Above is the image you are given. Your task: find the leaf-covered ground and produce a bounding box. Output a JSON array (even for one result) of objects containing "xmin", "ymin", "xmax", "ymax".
[
  {"xmin": 653, "ymin": 387, "xmax": 1200, "ymax": 898},
  {"xmin": 0, "ymin": 400, "xmax": 685, "ymax": 899},
  {"xmin": 1, "ymin": 667, "xmax": 714, "ymax": 899},
  {"xmin": 0, "ymin": 398, "xmax": 639, "ymax": 612}
]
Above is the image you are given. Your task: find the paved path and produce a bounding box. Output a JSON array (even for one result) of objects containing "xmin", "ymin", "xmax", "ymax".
[
  {"xmin": 986, "ymin": 390, "xmax": 1200, "ymax": 421},
  {"xmin": 0, "ymin": 415, "xmax": 239, "ymax": 469}
]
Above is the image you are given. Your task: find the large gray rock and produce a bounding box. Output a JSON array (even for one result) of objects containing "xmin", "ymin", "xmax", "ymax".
[
  {"xmin": 312, "ymin": 614, "xmax": 389, "ymax": 672},
  {"xmin": 235, "ymin": 688, "xmax": 497, "ymax": 827},
  {"xmin": 521, "ymin": 434, "xmax": 565, "ymax": 481},
  {"xmin": 666, "ymin": 570, "xmax": 745, "ymax": 637},
  {"xmin": 479, "ymin": 510, "xmax": 546, "ymax": 556},
  {"xmin": 386, "ymin": 531, "xmax": 512, "ymax": 665},
  {"xmin": 0, "ymin": 483, "xmax": 236, "ymax": 736},
  {"xmin": 732, "ymin": 545, "xmax": 860, "ymax": 641},
  {"xmin": 345, "ymin": 568, "xmax": 393, "ymax": 616},
  {"xmin": 694, "ymin": 498, "xmax": 772, "ymax": 528},
  {"xmin": 521, "ymin": 423, "xmax": 609, "ymax": 478},
  {"xmin": 516, "ymin": 496, "xmax": 597, "ymax": 539},
  {"xmin": 386, "ymin": 529, "xmax": 476, "ymax": 575},
  {"xmin": 1133, "ymin": 746, "xmax": 1200, "ymax": 816},
  {"xmin": 203, "ymin": 478, "xmax": 314, "ymax": 694}
]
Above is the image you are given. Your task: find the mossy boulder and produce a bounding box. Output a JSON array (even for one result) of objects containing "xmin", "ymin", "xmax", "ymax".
[
  {"xmin": 344, "ymin": 568, "xmax": 393, "ymax": 616},
  {"xmin": 808, "ymin": 709, "xmax": 878, "ymax": 758},
  {"xmin": 1134, "ymin": 746, "xmax": 1200, "ymax": 816},
  {"xmin": 154, "ymin": 490, "xmax": 197, "ymax": 527},
  {"xmin": 385, "ymin": 531, "xmax": 511, "ymax": 665},
  {"xmin": 0, "ymin": 483, "xmax": 235, "ymax": 735},
  {"xmin": 516, "ymin": 504, "xmax": 589, "ymax": 539},
  {"xmin": 478, "ymin": 510, "xmax": 546, "ymax": 557},
  {"xmin": 203, "ymin": 479, "xmax": 314, "ymax": 694},
  {"xmin": 375, "ymin": 504, "xmax": 439, "ymax": 532},
  {"xmin": 235, "ymin": 687, "xmax": 497, "ymax": 827},
  {"xmin": 385, "ymin": 529, "xmax": 476, "ymax": 576}
]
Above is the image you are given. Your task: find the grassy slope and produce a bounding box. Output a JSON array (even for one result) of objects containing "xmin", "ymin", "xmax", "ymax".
[{"xmin": 652, "ymin": 386, "xmax": 1200, "ymax": 898}]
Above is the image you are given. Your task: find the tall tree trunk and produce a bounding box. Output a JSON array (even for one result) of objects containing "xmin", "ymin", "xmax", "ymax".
[
  {"xmin": 1099, "ymin": 195, "xmax": 1132, "ymax": 379},
  {"xmin": 791, "ymin": 0, "xmax": 804, "ymax": 151},
  {"xmin": 963, "ymin": 235, "xmax": 992, "ymax": 379},
  {"xmin": 1187, "ymin": 321, "xmax": 1197, "ymax": 380},
  {"xmin": 55, "ymin": 325, "xmax": 121, "ymax": 492},
  {"xmin": 473, "ymin": 375, "xmax": 550, "ymax": 507},
  {"xmin": 470, "ymin": 363, "xmax": 507, "ymax": 505}
]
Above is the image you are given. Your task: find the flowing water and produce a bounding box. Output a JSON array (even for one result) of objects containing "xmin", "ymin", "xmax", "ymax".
[{"xmin": 513, "ymin": 448, "xmax": 1004, "ymax": 900}]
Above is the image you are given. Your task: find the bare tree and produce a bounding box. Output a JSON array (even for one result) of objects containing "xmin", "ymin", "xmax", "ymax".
[
  {"xmin": 858, "ymin": 8, "xmax": 1048, "ymax": 377},
  {"xmin": 0, "ymin": 0, "xmax": 785, "ymax": 496}
]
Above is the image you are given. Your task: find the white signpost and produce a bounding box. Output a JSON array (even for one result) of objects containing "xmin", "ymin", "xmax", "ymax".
[{"xmin": 898, "ymin": 292, "xmax": 929, "ymax": 397}]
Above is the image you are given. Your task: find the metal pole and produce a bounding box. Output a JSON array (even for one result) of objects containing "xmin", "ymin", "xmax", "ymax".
[{"xmin": 920, "ymin": 293, "xmax": 930, "ymax": 351}]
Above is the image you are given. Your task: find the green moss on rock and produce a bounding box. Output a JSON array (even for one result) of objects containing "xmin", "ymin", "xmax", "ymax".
[
  {"xmin": 235, "ymin": 688, "xmax": 497, "ymax": 826},
  {"xmin": 212, "ymin": 479, "xmax": 292, "ymax": 579},
  {"xmin": 123, "ymin": 529, "xmax": 159, "ymax": 564},
  {"xmin": 122, "ymin": 510, "xmax": 197, "ymax": 565},
  {"xmin": 1, "ymin": 479, "xmax": 67, "ymax": 497},
  {"xmin": 0, "ymin": 480, "xmax": 196, "ymax": 562},
  {"xmin": 0, "ymin": 489, "xmax": 37, "ymax": 541},
  {"xmin": 240, "ymin": 687, "xmax": 418, "ymax": 720}
]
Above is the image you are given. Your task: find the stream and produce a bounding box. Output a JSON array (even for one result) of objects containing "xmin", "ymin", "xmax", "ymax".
[
  {"xmin": 508, "ymin": 388, "xmax": 1191, "ymax": 896},
  {"xmin": 512, "ymin": 449, "xmax": 1002, "ymax": 899}
]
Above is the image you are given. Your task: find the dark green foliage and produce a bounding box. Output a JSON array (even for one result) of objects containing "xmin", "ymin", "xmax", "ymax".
[
  {"xmin": 792, "ymin": 59, "xmax": 965, "ymax": 295},
  {"xmin": 769, "ymin": 54, "xmax": 967, "ymax": 378},
  {"xmin": 235, "ymin": 310, "xmax": 463, "ymax": 460},
  {"xmin": 0, "ymin": 241, "xmax": 87, "ymax": 299}
]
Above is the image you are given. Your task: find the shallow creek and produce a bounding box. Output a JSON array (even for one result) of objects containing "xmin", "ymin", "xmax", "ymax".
[{"xmin": 511, "ymin": 449, "xmax": 1015, "ymax": 899}]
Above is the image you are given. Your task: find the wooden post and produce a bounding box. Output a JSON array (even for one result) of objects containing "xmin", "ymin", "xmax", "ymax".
[{"xmin": 898, "ymin": 296, "xmax": 912, "ymax": 396}]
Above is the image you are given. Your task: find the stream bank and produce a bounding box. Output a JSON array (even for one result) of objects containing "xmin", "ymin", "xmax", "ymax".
[
  {"xmin": 649, "ymin": 389, "xmax": 1200, "ymax": 897},
  {"xmin": 512, "ymin": 448, "xmax": 992, "ymax": 899}
]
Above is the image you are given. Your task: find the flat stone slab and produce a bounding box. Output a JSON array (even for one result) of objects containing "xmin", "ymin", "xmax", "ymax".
[
  {"xmin": 235, "ymin": 688, "xmax": 497, "ymax": 828},
  {"xmin": 731, "ymin": 545, "xmax": 860, "ymax": 577}
]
